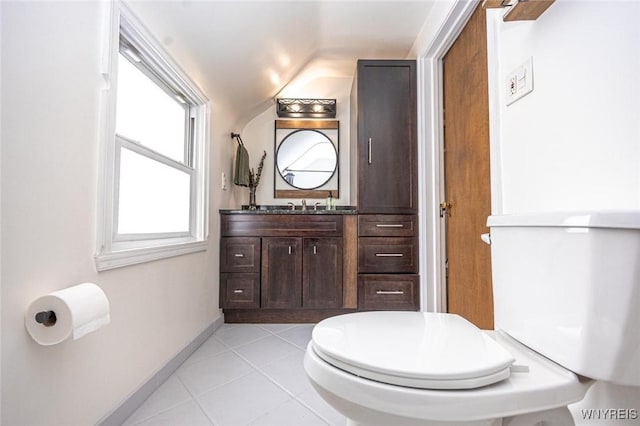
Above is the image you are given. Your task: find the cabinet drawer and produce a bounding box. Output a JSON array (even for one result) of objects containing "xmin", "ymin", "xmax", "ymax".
[
  {"xmin": 221, "ymin": 214, "xmax": 343, "ymax": 237},
  {"xmin": 220, "ymin": 273, "xmax": 260, "ymax": 309},
  {"xmin": 220, "ymin": 237, "xmax": 260, "ymax": 273},
  {"xmin": 358, "ymin": 274, "xmax": 419, "ymax": 311},
  {"xmin": 358, "ymin": 237, "xmax": 418, "ymax": 273},
  {"xmin": 358, "ymin": 215, "xmax": 417, "ymax": 237}
]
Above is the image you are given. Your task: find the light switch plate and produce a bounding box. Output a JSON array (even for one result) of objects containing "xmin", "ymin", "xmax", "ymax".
[
  {"xmin": 506, "ymin": 57, "xmax": 534, "ymax": 106},
  {"xmin": 221, "ymin": 172, "xmax": 227, "ymax": 190}
]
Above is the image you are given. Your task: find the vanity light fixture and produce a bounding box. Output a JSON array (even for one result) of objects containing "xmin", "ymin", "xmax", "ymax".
[{"xmin": 276, "ymin": 98, "xmax": 336, "ymax": 119}]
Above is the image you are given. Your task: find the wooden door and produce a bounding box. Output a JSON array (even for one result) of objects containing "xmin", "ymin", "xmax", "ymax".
[
  {"xmin": 302, "ymin": 238, "xmax": 343, "ymax": 308},
  {"xmin": 261, "ymin": 237, "xmax": 302, "ymax": 308},
  {"xmin": 357, "ymin": 60, "xmax": 417, "ymax": 214},
  {"xmin": 443, "ymin": 4, "xmax": 494, "ymax": 329}
]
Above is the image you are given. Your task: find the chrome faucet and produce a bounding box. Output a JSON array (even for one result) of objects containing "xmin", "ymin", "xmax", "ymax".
[
  {"xmin": 287, "ymin": 202, "xmax": 295, "ymax": 211},
  {"xmin": 314, "ymin": 202, "xmax": 321, "ymax": 211},
  {"xmin": 301, "ymin": 199, "xmax": 307, "ymax": 211}
]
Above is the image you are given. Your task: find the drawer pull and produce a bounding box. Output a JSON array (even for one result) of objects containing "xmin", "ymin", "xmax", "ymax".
[
  {"xmin": 233, "ymin": 289, "xmax": 244, "ymax": 294},
  {"xmin": 313, "ymin": 245, "xmax": 317, "ymax": 255},
  {"xmin": 376, "ymin": 290, "xmax": 404, "ymax": 295},
  {"xmin": 368, "ymin": 137, "xmax": 372, "ymax": 164},
  {"xmin": 375, "ymin": 224, "xmax": 404, "ymax": 228},
  {"xmin": 289, "ymin": 246, "xmax": 292, "ymax": 255},
  {"xmin": 234, "ymin": 253, "xmax": 245, "ymax": 258},
  {"xmin": 375, "ymin": 253, "xmax": 404, "ymax": 257}
]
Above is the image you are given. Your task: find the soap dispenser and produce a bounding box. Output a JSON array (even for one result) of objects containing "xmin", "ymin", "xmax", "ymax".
[{"xmin": 326, "ymin": 191, "xmax": 335, "ymax": 211}]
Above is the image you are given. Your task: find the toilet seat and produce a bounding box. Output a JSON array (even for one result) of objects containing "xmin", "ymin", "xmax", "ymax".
[
  {"xmin": 305, "ymin": 312, "xmax": 591, "ymax": 424},
  {"xmin": 311, "ymin": 311, "xmax": 515, "ymax": 390}
]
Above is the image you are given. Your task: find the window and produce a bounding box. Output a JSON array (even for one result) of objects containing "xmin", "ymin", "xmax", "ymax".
[{"xmin": 96, "ymin": 4, "xmax": 209, "ymax": 271}]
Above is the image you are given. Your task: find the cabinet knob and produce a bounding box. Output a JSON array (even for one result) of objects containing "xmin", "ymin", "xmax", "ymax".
[
  {"xmin": 233, "ymin": 289, "xmax": 244, "ymax": 294},
  {"xmin": 234, "ymin": 253, "xmax": 245, "ymax": 258}
]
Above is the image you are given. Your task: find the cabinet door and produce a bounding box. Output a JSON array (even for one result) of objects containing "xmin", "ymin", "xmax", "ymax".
[
  {"xmin": 261, "ymin": 237, "xmax": 302, "ymax": 308},
  {"xmin": 303, "ymin": 238, "xmax": 343, "ymax": 308},
  {"xmin": 357, "ymin": 60, "xmax": 417, "ymax": 214}
]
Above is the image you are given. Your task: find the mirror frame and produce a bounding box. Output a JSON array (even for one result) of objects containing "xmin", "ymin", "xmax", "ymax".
[{"xmin": 274, "ymin": 119, "xmax": 339, "ymax": 199}]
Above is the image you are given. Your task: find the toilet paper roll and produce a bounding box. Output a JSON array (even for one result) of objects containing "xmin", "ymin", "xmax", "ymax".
[{"xmin": 25, "ymin": 283, "xmax": 110, "ymax": 346}]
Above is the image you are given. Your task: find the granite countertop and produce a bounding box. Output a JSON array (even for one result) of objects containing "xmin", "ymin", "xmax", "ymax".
[{"xmin": 220, "ymin": 205, "xmax": 358, "ymax": 215}]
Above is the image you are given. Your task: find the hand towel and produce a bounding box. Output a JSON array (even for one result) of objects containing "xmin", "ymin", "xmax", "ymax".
[{"xmin": 234, "ymin": 143, "xmax": 250, "ymax": 186}]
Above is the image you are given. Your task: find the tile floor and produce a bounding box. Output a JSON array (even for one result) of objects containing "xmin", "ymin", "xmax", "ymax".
[{"xmin": 123, "ymin": 323, "xmax": 347, "ymax": 426}]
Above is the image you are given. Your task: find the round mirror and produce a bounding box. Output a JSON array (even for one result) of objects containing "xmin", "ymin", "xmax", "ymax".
[{"xmin": 276, "ymin": 129, "xmax": 337, "ymax": 190}]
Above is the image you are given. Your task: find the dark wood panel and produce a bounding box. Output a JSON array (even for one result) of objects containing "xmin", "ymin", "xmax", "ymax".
[
  {"xmin": 220, "ymin": 237, "xmax": 261, "ymax": 273},
  {"xmin": 303, "ymin": 238, "xmax": 343, "ymax": 308},
  {"xmin": 357, "ymin": 60, "xmax": 417, "ymax": 214},
  {"xmin": 274, "ymin": 189, "xmax": 339, "ymax": 199},
  {"xmin": 261, "ymin": 237, "xmax": 302, "ymax": 308},
  {"xmin": 223, "ymin": 308, "xmax": 357, "ymax": 323},
  {"xmin": 358, "ymin": 274, "xmax": 419, "ymax": 311},
  {"xmin": 275, "ymin": 119, "xmax": 339, "ymax": 130},
  {"xmin": 358, "ymin": 214, "xmax": 418, "ymax": 237},
  {"xmin": 358, "ymin": 237, "xmax": 419, "ymax": 273},
  {"xmin": 342, "ymin": 215, "xmax": 358, "ymax": 308},
  {"xmin": 221, "ymin": 214, "xmax": 343, "ymax": 237},
  {"xmin": 220, "ymin": 273, "xmax": 260, "ymax": 309}
]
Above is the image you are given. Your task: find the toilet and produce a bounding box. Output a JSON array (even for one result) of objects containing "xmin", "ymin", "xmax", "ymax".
[{"xmin": 304, "ymin": 211, "xmax": 640, "ymax": 425}]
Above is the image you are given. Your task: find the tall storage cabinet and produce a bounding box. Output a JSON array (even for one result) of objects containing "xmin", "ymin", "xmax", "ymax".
[
  {"xmin": 353, "ymin": 60, "xmax": 417, "ymax": 214},
  {"xmin": 351, "ymin": 60, "xmax": 420, "ymax": 311}
]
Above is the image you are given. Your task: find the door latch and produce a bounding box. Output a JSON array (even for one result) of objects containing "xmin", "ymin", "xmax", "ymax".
[{"xmin": 439, "ymin": 201, "xmax": 452, "ymax": 218}]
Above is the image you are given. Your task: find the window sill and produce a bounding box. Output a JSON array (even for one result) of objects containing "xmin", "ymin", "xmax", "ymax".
[{"xmin": 95, "ymin": 239, "xmax": 208, "ymax": 271}]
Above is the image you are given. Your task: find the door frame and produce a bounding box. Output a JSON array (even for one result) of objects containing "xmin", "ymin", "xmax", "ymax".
[{"xmin": 416, "ymin": 0, "xmax": 503, "ymax": 313}]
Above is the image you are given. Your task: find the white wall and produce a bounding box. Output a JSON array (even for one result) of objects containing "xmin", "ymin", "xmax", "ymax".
[
  {"xmin": 236, "ymin": 76, "xmax": 354, "ymax": 207},
  {"xmin": 0, "ymin": 2, "xmax": 235, "ymax": 424},
  {"xmin": 488, "ymin": 0, "xmax": 640, "ymax": 213}
]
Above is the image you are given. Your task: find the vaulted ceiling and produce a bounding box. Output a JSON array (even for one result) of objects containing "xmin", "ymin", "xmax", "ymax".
[{"xmin": 125, "ymin": 1, "xmax": 436, "ymax": 124}]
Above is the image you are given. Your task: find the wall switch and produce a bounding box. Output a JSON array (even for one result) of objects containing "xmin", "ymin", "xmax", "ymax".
[
  {"xmin": 221, "ymin": 172, "xmax": 227, "ymax": 190},
  {"xmin": 506, "ymin": 57, "xmax": 534, "ymax": 106}
]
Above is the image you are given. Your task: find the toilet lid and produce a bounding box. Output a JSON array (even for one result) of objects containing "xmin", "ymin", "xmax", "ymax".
[{"xmin": 311, "ymin": 311, "xmax": 515, "ymax": 390}]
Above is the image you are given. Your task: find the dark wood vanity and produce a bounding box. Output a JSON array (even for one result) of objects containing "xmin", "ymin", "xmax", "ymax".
[
  {"xmin": 220, "ymin": 59, "xmax": 419, "ymax": 322},
  {"xmin": 220, "ymin": 210, "xmax": 359, "ymax": 322}
]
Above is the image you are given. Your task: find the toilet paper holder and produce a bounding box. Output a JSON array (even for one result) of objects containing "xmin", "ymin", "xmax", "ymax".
[{"xmin": 35, "ymin": 310, "xmax": 57, "ymax": 327}]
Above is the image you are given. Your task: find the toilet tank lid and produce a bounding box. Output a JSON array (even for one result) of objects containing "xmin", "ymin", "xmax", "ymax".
[{"xmin": 487, "ymin": 210, "xmax": 640, "ymax": 230}]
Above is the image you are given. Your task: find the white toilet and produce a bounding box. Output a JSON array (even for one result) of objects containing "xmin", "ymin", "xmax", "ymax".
[{"xmin": 304, "ymin": 211, "xmax": 640, "ymax": 425}]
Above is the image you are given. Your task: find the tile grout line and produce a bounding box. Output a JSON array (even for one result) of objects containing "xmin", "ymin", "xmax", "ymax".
[{"xmin": 226, "ymin": 327, "xmax": 332, "ymax": 426}]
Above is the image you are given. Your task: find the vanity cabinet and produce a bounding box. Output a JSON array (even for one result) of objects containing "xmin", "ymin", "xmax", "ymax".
[
  {"xmin": 220, "ymin": 212, "xmax": 356, "ymax": 322},
  {"xmin": 352, "ymin": 60, "xmax": 417, "ymax": 214}
]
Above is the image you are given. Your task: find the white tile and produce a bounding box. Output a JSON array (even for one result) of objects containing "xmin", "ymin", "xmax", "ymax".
[
  {"xmin": 183, "ymin": 336, "xmax": 229, "ymax": 366},
  {"xmin": 276, "ymin": 324, "xmax": 315, "ymax": 349},
  {"xmin": 123, "ymin": 375, "xmax": 192, "ymax": 425},
  {"xmin": 259, "ymin": 351, "xmax": 311, "ymax": 396},
  {"xmin": 257, "ymin": 323, "xmax": 299, "ymax": 333},
  {"xmin": 234, "ymin": 335, "xmax": 302, "ymax": 367},
  {"xmin": 215, "ymin": 324, "xmax": 271, "ymax": 348},
  {"xmin": 132, "ymin": 400, "xmax": 212, "ymax": 426},
  {"xmin": 197, "ymin": 371, "xmax": 291, "ymax": 426},
  {"xmin": 297, "ymin": 388, "xmax": 348, "ymax": 426},
  {"xmin": 177, "ymin": 350, "xmax": 254, "ymax": 396},
  {"xmin": 248, "ymin": 398, "xmax": 328, "ymax": 426}
]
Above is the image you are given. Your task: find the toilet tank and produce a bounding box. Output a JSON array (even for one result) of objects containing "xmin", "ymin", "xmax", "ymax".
[{"xmin": 487, "ymin": 211, "xmax": 640, "ymax": 386}]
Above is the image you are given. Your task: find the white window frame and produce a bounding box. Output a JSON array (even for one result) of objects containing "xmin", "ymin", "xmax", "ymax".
[{"xmin": 95, "ymin": 2, "xmax": 210, "ymax": 271}]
